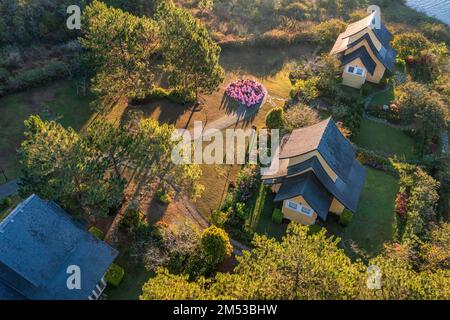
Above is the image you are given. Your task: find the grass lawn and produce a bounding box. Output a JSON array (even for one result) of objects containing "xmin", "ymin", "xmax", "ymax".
[
  {"xmin": 327, "ymin": 167, "xmax": 398, "ymax": 256},
  {"xmin": 369, "ymin": 86, "xmax": 395, "ymax": 106},
  {"xmin": 250, "ymin": 183, "xmax": 287, "ymax": 240},
  {"xmin": 0, "ymin": 81, "xmax": 94, "ymax": 180},
  {"xmin": 0, "ymin": 195, "xmax": 22, "ymax": 222},
  {"xmin": 105, "ymin": 260, "xmax": 154, "ymax": 300},
  {"xmin": 355, "ymin": 118, "xmax": 416, "ymax": 160}
]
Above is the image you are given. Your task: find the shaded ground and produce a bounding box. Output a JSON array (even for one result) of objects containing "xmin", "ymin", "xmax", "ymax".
[
  {"xmin": 326, "ymin": 167, "xmax": 398, "ymax": 257},
  {"xmin": 0, "ymin": 81, "xmax": 94, "ymax": 180},
  {"xmin": 355, "ymin": 118, "xmax": 416, "ymax": 160},
  {"xmin": 250, "ymin": 183, "xmax": 287, "ymax": 240}
]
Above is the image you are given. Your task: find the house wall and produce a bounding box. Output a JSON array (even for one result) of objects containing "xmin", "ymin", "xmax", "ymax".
[
  {"xmin": 329, "ymin": 198, "xmax": 345, "ymax": 215},
  {"xmin": 282, "ymin": 195, "xmax": 318, "ymax": 225},
  {"xmin": 342, "ymin": 58, "xmax": 367, "ymax": 89},
  {"xmin": 343, "ymin": 39, "xmax": 386, "ymax": 83},
  {"xmin": 288, "ymin": 151, "xmax": 338, "ymax": 182}
]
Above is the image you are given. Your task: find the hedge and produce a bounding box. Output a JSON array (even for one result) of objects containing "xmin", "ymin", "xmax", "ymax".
[
  {"xmin": 4, "ymin": 61, "xmax": 69, "ymax": 95},
  {"xmin": 104, "ymin": 263, "xmax": 125, "ymax": 287},
  {"xmin": 88, "ymin": 226, "xmax": 105, "ymax": 240},
  {"xmin": 272, "ymin": 208, "xmax": 283, "ymax": 224},
  {"xmin": 339, "ymin": 210, "xmax": 353, "ymax": 226}
]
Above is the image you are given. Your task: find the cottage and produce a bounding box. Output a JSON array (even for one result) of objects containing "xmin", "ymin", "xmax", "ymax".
[
  {"xmin": 262, "ymin": 118, "xmax": 367, "ymax": 225},
  {"xmin": 330, "ymin": 5, "xmax": 396, "ymax": 89},
  {"xmin": 0, "ymin": 194, "xmax": 118, "ymax": 300}
]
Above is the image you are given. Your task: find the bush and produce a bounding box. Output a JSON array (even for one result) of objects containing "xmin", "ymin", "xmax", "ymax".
[
  {"xmin": 290, "ymin": 78, "xmax": 319, "ymax": 102},
  {"xmin": 0, "ymin": 197, "xmax": 13, "ymax": 210},
  {"xmin": 265, "ymin": 107, "xmax": 284, "ymax": 129},
  {"xmin": 88, "ymin": 226, "xmax": 105, "ymax": 240},
  {"xmin": 272, "ymin": 208, "xmax": 283, "ymax": 224},
  {"xmin": 155, "ymin": 188, "xmax": 173, "ymax": 205},
  {"xmin": 201, "ymin": 225, "xmax": 233, "ymax": 267},
  {"xmin": 308, "ymin": 224, "xmax": 323, "ymax": 235},
  {"xmin": 104, "ymin": 263, "xmax": 125, "ymax": 287},
  {"xmin": 7, "ymin": 61, "xmax": 69, "ymax": 93},
  {"xmin": 119, "ymin": 208, "xmax": 144, "ymax": 234},
  {"xmin": 339, "ymin": 210, "xmax": 353, "ymax": 226},
  {"xmin": 315, "ymin": 19, "xmax": 347, "ymax": 48}
]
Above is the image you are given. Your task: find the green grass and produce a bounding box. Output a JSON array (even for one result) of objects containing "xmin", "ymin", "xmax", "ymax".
[
  {"xmin": 369, "ymin": 87, "xmax": 395, "ymax": 106},
  {"xmin": 251, "ymin": 183, "xmax": 287, "ymax": 240},
  {"xmin": 327, "ymin": 168, "xmax": 398, "ymax": 256},
  {"xmin": 0, "ymin": 81, "xmax": 94, "ymax": 180},
  {"xmin": 105, "ymin": 262, "xmax": 154, "ymax": 300},
  {"xmin": 0, "ymin": 195, "xmax": 22, "ymax": 222},
  {"xmin": 355, "ymin": 118, "xmax": 416, "ymax": 160}
]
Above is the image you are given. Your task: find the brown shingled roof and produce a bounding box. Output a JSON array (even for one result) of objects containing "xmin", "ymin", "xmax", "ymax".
[{"xmin": 279, "ymin": 118, "xmax": 331, "ymax": 159}]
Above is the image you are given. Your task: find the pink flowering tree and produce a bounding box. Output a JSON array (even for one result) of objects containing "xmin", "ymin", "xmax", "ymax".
[{"xmin": 225, "ymin": 79, "xmax": 267, "ymax": 108}]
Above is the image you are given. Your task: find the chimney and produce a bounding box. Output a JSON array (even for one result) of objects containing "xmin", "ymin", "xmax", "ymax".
[{"xmin": 367, "ymin": 5, "xmax": 381, "ymax": 30}]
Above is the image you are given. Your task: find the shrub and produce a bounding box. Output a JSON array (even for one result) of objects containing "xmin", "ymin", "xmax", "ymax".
[
  {"xmin": 201, "ymin": 225, "xmax": 232, "ymax": 267},
  {"xmin": 290, "ymin": 78, "xmax": 319, "ymax": 102},
  {"xmin": 308, "ymin": 224, "xmax": 323, "ymax": 235},
  {"xmin": 284, "ymin": 103, "xmax": 320, "ymax": 132},
  {"xmin": 155, "ymin": 188, "xmax": 173, "ymax": 205},
  {"xmin": 235, "ymin": 202, "xmax": 249, "ymax": 220},
  {"xmin": 315, "ymin": 19, "xmax": 347, "ymax": 48},
  {"xmin": 272, "ymin": 208, "xmax": 283, "ymax": 224},
  {"xmin": 119, "ymin": 208, "xmax": 144, "ymax": 234},
  {"xmin": 265, "ymin": 107, "xmax": 285, "ymax": 129},
  {"xmin": 88, "ymin": 226, "xmax": 105, "ymax": 240},
  {"xmin": 0, "ymin": 197, "xmax": 13, "ymax": 210},
  {"xmin": 339, "ymin": 210, "xmax": 353, "ymax": 226},
  {"xmin": 105, "ymin": 263, "xmax": 125, "ymax": 287},
  {"xmin": 7, "ymin": 61, "xmax": 69, "ymax": 93},
  {"xmin": 211, "ymin": 210, "xmax": 229, "ymax": 228}
]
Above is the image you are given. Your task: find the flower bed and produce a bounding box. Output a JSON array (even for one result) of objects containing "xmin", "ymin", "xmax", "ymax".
[{"xmin": 226, "ymin": 79, "xmax": 266, "ymax": 108}]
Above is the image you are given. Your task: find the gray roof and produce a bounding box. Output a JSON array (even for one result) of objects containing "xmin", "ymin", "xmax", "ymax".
[
  {"xmin": 0, "ymin": 195, "xmax": 118, "ymax": 300},
  {"xmin": 280, "ymin": 118, "xmax": 356, "ymax": 182},
  {"xmin": 274, "ymin": 171, "xmax": 333, "ymax": 220},
  {"xmin": 330, "ymin": 12, "xmax": 396, "ymax": 72}
]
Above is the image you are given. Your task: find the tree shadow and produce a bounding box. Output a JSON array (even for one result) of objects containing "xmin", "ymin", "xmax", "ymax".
[
  {"xmin": 220, "ymin": 44, "xmax": 315, "ymax": 79},
  {"xmin": 219, "ymin": 93, "xmax": 263, "ymax": 127}
]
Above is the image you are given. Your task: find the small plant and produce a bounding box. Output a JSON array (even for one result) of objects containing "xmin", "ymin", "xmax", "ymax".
[
  {"xmin": 339, "ymin": 210, "xmax": 353, "ymax": 226},
  {"xmin": 235, "ymin": 202, "xmax": 248, "ymax": 220},
  {"xmin": 272, "ymin": 208, "xmax": 283, "ymax": 224},
  {"xmin": 155, "ymin": 188, "xmax": 173, "ymax": 205},
  {"xmin": 395, "ymin": 191, "xmax": 408, "ymax": 216},
  {"xmin": 119, "ymin": 208, "xmax": 144, "ymax": 234},
  {"xmin": 265, "ymin": 107, "xmax": 284, "ymax": 129},
  {"xmin": 88, "ymin": 226, "xmax": 105, "ymax": 240},
  {"xmin": 105, "ymin": 263, "xmax": 125, "ymax": 287},
  {"xmin": 0, "ymin": 197, "xmax": 13, "ymax": 210}
]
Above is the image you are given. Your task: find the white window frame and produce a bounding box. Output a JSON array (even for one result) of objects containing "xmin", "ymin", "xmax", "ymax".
[
  {"xmin": 346, "ymin": 65, "xmax": 366, "ymax": 78},
  {"xmin": 285, "ymin": 200, "xmax": 314, "ymax": 218}
]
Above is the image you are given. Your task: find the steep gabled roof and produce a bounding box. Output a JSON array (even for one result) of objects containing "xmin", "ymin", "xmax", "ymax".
[
  {"xmin": 279, "ymin": 118, "xmax": 356, "ymax": 182},
  {"xmin": 330, "ymin": 12, "xmax": 396, "ymax": 71},
  {"xmin": 281, "ymin": 156, "xmax": 367, "ymax": 213},
  {"xmin": 0, "ymin": 195, "xmax": 118, "ymax": 300},
  {"xmin": 274, "ymin": 171, "xmax": 333, "ymax": 220},
  {"xmin": 341, "ymin": 46, "xmax": 377, "ymax": 75}
]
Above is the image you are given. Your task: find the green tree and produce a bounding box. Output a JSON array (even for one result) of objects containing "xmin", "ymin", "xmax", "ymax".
[
  {"xmin": 19, "ymin": 116, "xmax": 125, "ymax": 218},
  {"xmin": 201, "ymin": 225, "xmax": 232, "ymax": 267},
  {"xmin": 141, "ymin": 223, "xmax": 450, "ymax": 300},
  {"xmin": 131, "ymin": 117, "xmax": 204, "ymax": 201},
  {"xmin": 392, "ymin": 32, "xmax": 433, "ymax": 60},
  {"xmin": 80, "ymin": 0, "xmax": 160, "ymax": 112},
  {"xmin": 157, "ymin": 0, "xmax": 224, "ymax": 101}
]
